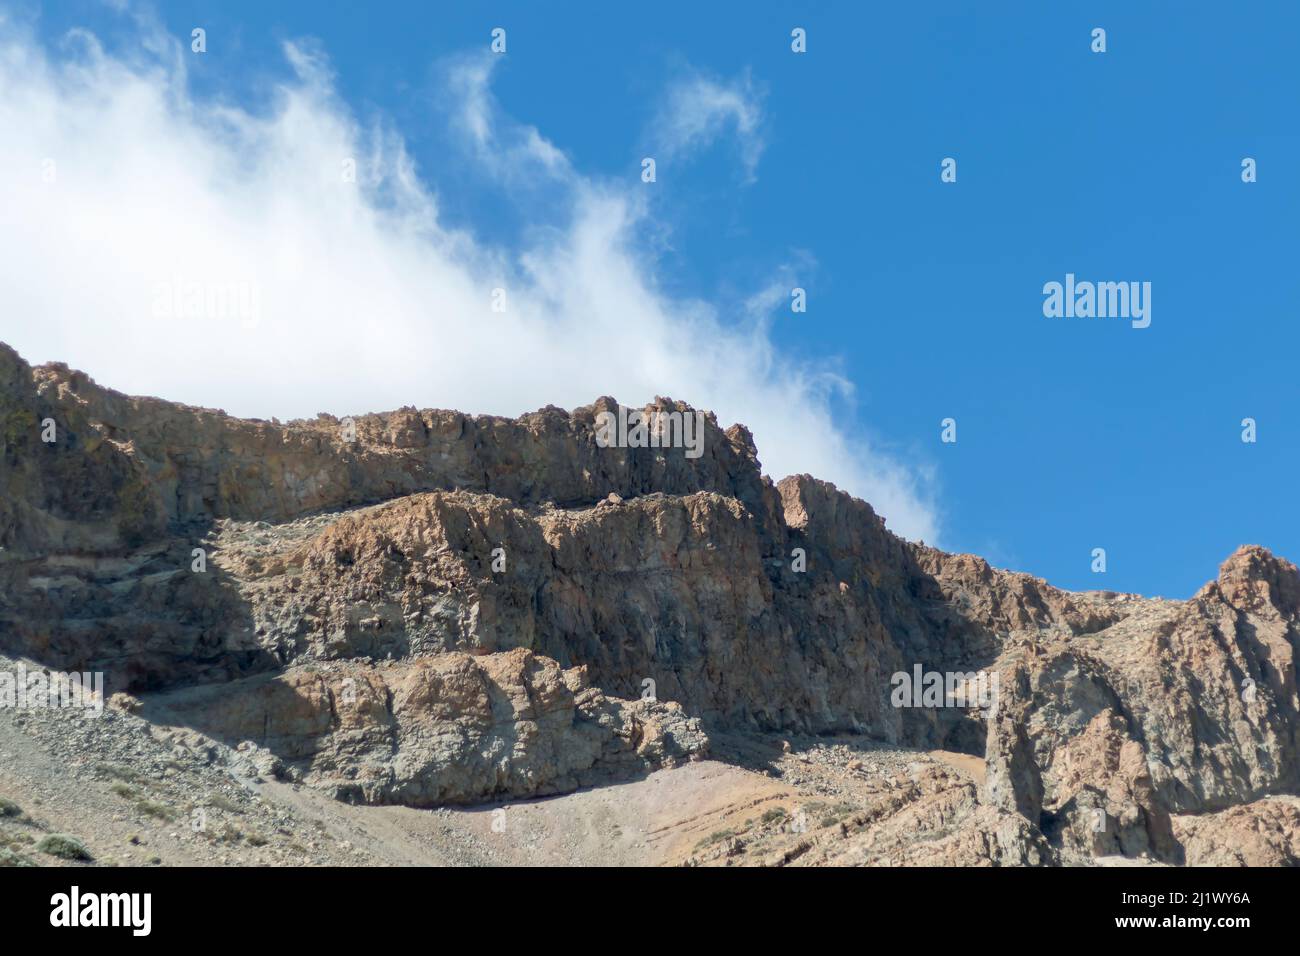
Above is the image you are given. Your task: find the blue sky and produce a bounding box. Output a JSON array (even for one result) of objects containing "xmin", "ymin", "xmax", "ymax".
[{"xmin": 6, "ymin": 1, "xmax": 1298, "ymax": 598}]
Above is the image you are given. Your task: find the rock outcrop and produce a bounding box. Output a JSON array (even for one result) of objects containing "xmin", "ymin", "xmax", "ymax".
[
  {"xmin": 2, "ymin": 340, "xmax": 1297, "ymax": 865},
  {"xmin": 144, "ymin": 648, "xmax": 708, "ymax": 807},
  {"xmin": 978, "ymin": 546, "xmax": 1300, "ymax": 862}
]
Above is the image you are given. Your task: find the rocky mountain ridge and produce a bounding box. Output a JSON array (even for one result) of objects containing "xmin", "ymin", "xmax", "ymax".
[{"xmin": 1, "ymin": 341, "xmax": 1297, "ymax": 866}]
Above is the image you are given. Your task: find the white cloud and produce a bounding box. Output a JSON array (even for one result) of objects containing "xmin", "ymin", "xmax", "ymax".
[
  {"xmin": 445, "ymin": 54, "xmax": 572, "ymax": 183},
  {"xmin": 650, "ymin": 70, "xmax": 766, "ymax": 183},
  {"xmin": 0, "ymin": 17, "xmax": 940, "ymax": 542}
]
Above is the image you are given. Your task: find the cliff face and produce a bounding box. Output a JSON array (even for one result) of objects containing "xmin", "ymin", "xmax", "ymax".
[{"xmin": 2, "ymin": 341, "xmax": 1297, "ymax": 862}]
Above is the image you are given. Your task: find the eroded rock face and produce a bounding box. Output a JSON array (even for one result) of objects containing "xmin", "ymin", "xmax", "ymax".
[
  {"xmin": 1172, "ymin": 796, "xmax": 1300, "ymax": 866},
  {"xmin": 0, "ymin": 539, "xmax": 272, "ymax": 690},
  {"xmin": 3, "ymin": 340, "xmax": 1299, "ymax": 865},
  {"xmin": 145, "ymin": 648, "xmax": 708, "ymax": 807},
  {"xmin": 979, "ymin": 546, "xmax": 1300, "ymax": 862},
  {"xmin": 1, "ymin": 344, "xmax": 767, "ymax": 549},
  {"xmin": 681, "ymin": 757, "xmax": 1055, "ymax": 868},
  {"xmin": 215, "ymin": 488, "xmax": 916, "ymax": 740}
]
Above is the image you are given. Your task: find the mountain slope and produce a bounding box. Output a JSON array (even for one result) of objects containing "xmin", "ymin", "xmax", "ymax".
[{"xmin": 1, "ymin": 341, "xmax": 1296, "ymax": 866}]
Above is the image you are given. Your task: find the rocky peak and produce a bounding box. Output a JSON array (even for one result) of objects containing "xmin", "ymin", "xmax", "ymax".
[{"xmin": 1200, "ymin": 544, "xmax": 1300, "ymax": 618}]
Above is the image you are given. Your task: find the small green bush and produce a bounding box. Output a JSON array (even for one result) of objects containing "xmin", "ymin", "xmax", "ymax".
[
  {"xmin": 95, "ymin": 763, "xmax": 140, "ymax": 784},
  {"xmin": 37, "ymin": 834, "xmax": 92, "ymax": 861},
  {"xmin": 0, "ymin": 847, "xmax": 34, "ymax": 867},
  {"xmin": 134, "ymin": 800, "xmax": 174, "ymax": 821},
  {"xmin": 207, "ymin": 794, "xmax": 242, "ymax": 814},
  {"xmin": 695, "ymin": 828, "xmax": 736, "ymax": 850}
]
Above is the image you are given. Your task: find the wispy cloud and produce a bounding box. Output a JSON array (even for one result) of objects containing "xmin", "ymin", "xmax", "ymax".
[
  {"xmin": 0, "ymin": 16, "xmax": 940, "ymax": 542},
  {"xmin": 444, "ymin": 54, "xmax": 572, "ymax": 183},
  {"xmin": 649, "ymin": 70, "xmax": 766, "ymax": 183}
]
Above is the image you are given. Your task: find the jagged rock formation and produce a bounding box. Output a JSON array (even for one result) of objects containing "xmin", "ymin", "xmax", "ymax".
[
  {"xmin": 1, "ymin": 341, "xmax": 1297, "ymax": 864},
  {"xmin": 143, "ymin": 648, "xmax": 708, "ymax": 807},
  {"xmin": 978, "ymin": 544, "xmax": 1300, "ymax": 861}
]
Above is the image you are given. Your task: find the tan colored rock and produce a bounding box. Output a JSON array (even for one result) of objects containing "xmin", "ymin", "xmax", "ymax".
[
  {"xmin": 1172, "ymin": 796, "xmax": 1300, "ymax": 866},
  {"xmin": 5, "ymin": 341, "xmax": 1300, "ymax": 864}
]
